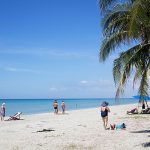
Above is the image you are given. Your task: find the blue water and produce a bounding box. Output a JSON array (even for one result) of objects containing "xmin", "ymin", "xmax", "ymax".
[{"xmin": 0, "ymin": 98, "xmax": 138, "ymax": 116}]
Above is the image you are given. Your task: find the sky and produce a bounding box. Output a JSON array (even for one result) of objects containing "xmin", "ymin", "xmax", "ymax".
[{"xmin": 0, "ymin": 0, "xmax": 138, "ymax": 99}]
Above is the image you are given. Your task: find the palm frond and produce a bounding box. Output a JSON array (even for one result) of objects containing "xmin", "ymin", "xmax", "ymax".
[
  {"xmin": 138, "ymin": 63, "xmax": 149, "ymax": 98},
  {"xmin": 100, "ymin": 31, "xmax": 128, "ymax": 61},
  {"xmin": 102, "ymin": 11, "xmax": 129, "ymax": 36},
  {"xmin": 99, "ymin": 0, "xmax": 150, "ymax": 98},
  {"xmin": 128, "ymin": 1, "xmax": 141, "ymax": 38},
  {"xmin": 113, "ymin": 43, "xmax": 150, "ymax": 97},
  {"xmin": 99, "ymin": 0, "xmax": 115, "ymax": 13},
  {"xmin": 113, "ymin": 46, "xmax": 139, "ymax": 97}
]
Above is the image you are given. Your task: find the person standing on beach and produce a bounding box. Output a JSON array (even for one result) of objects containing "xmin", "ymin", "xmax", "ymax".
[
  {"xmin": 0, "ymin": 103, "xmax": 5, "ymax": 121},
  {"xmin": 61, "ymin": 101, "xmax": 65, "ymax": 114},
  {"xmin": 100, "ymin": 101, "xmax": 110, "ymax": 130},
  {"xmin": 53, "ymin": 100, "xmax": 58, "ymax": 114}
]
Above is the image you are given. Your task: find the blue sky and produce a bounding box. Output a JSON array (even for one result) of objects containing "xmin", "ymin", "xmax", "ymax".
[{"xmin": 0, "ymin": 0, "xmax": 137, "ymax": 99}]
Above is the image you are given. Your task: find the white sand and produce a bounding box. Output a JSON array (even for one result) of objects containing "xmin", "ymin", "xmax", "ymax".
[{"xmin": 0, "ymin": 103, "xmax": 150, "ymax": 150}]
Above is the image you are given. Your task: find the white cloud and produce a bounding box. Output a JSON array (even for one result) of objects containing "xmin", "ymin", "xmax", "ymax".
[
  {"xmin": 54, "ymin": 79, "xmax": 114, "ymax": 90},
  {"xmin": 48, "ymin": 79, "xmax": 115, "ymax": 97},
  {"xmin": 4, "ymin": 67, "xmax": 41, "ymax": 74},
  {"xmin": 48, "ymin": 79, "xmax": 144, "ymax": 98},
  {"xmin": 5, "ymin": 67, "xmax": 17, "ymax": 72},
  {"xmin": 49, "ymin": 87, "xmax": 58, "ymax": 91},
  {"xmin": 0, "ymin": 49, "xmax": 96, "ymax": 60},
  {"xmin": 79, "ymin": 79, "xmax": 113, "ymax": 87},
  {"xmin": 49, "ymin": 87, "xmax": 67, "ymax": 92},
  {"xmin": 80, "ymin": 80, "xmax": 88, "ymax": 84}
]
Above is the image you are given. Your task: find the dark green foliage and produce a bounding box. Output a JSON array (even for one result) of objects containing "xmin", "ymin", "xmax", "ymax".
[{"xmin": 99, "ymin": 0, "xmax": 150, "ymax": 99}]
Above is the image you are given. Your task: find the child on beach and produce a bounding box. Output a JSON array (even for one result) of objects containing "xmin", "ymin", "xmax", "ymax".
[
  {"xmin": 0, "ymin": 103, "xmax": 5, "ymax": 121},
  {"xmin": 100, "ymin": 101, "xmax": 110, "ymax": 130},
  {"xmin": 61, "ymin": 101, "xmax": 65, "ymax": 114}
]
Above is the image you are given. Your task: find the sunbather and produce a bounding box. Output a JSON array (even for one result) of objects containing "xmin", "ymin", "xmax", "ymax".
[
  {"xmin": 141, "ymin": 107, "xmax": 150, "ymax": 114},
  {"xmin": 110, "ymin": 123, "xmax": 126, "ymax": 130},
  {"xmin": 127, "ymin": 108, "xmax": 138, "ymax": 114},
  {"xmin": 7, "ymin": 112, "xmax": 22, "ymax": 121}
]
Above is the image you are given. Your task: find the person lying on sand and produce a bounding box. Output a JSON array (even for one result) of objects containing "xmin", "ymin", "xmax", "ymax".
[
  {"xmin": 127, "ymin": 108, "xmax": 138, "ymax": 114},
  {"xmin": 110, "ymin": 123, "xmax": 126, "ymax": 130}
]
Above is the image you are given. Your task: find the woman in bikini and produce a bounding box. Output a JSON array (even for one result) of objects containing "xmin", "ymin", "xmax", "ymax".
[
  {"xmin": 100, "ymin": 101, "xmax": 110, "ymax": 130},
  {"xmin": 53, "ymin": 100, "xmax": 58, "ymax": 114}
]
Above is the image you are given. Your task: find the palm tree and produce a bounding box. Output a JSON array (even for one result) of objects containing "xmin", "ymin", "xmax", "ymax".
[{"xmin": 99, "ymin": 0, "xmax": 150, "ymax": 99}]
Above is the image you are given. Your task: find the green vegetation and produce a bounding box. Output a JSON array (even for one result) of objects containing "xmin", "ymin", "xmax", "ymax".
[{"xmin": 99, "ymin": 0, "xmax": 150, "ymax": 99}]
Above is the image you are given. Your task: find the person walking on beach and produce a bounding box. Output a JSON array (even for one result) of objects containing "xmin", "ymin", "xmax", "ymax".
[
  {"xmin": 100, "ymin": 101, "xmax": 110, "ymax": 130},
  {"xmin": 53, "ymin": 100, "xmax": 58, "ymax": 114},
  {"xmin": 61, "ymin": 101, "xmax": 65, "ymax": 114},
  {"xmin": 0, "ymin": 103, "xmax": 5, "ymax": 121}
]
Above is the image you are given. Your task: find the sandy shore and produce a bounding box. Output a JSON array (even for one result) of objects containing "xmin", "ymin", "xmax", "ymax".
[{"xmin": 0, "ymin": 103, "xmax": 150, "ymax": 150}]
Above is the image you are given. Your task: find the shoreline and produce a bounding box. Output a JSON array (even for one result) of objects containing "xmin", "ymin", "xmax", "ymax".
[
  {"xmin": 29, "ymin": 102, "xmax": 138, "ymax": 116},
  {"xmin": 5, "ymin": 102, "xmax": 139, "ymax": 117},
  {"xmin": 1, "ymin": 98, "xmax": 138, "ymax": 116},
  {"xmin": 1, "ymin": 103, "xmax": 150, "ymax": 150}
]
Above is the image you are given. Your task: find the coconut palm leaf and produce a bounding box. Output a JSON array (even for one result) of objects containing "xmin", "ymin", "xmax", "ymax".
[
  {"xmin": 100, "ymin": 31, "xmax": 128, "ymax": 61},
  {"xmin": 103, "ymin": 11, "xmax": 129, "ymax": 36},
  {"xmin": 138, "ymin": 64, "xmax": 149, "ymax": 98},
  {"xmin": 99, "ymin": 0, "xmax": 133, "ymax": 13},
  {"xmin": 99, "ymin": 0, "xmax": 115, "ymax": 13},
  {"xmin": 99, "ymin": 0, "xmax": 150, "ymax": 98},
  {"xmin": 113, "ymin": 43, "xmax": 150, "ymax": 97}
]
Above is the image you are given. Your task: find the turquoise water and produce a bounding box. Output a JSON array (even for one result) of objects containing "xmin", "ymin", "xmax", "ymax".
[{"xmin": 0, "ymin": 98, "xmax": 138, "ymax": 116}]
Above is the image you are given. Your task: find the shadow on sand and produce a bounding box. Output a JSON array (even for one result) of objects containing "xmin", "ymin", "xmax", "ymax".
[
  {"xmin": 131, "ymin": 130, "xmax": 150, "ymax": 133},
  {"xmin": 37, "ymin": 128, "xmax": 55, "ymax": 132},
  {"xmin": 131, "ymin": 130, "xmax": 150, "ymax": 147},
  {"xmin": 142, "ymin": 142, "xmax": 150, "ymax": 148}
]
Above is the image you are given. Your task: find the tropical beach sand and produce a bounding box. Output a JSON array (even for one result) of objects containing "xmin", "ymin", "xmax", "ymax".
[{"xmin": 0, "ymin": 103, "xmax": 150, "ymax": 150}]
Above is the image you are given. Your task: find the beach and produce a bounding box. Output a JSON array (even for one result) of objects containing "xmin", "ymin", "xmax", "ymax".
[{"xmin": 0, "ymin": 103, "xmax": 150, "ymax": 150}]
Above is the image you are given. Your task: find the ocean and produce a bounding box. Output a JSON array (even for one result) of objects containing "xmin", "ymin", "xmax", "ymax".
[{"xmin": 0, "ymin": 98, "xmax": 138, "ymax": 116}]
